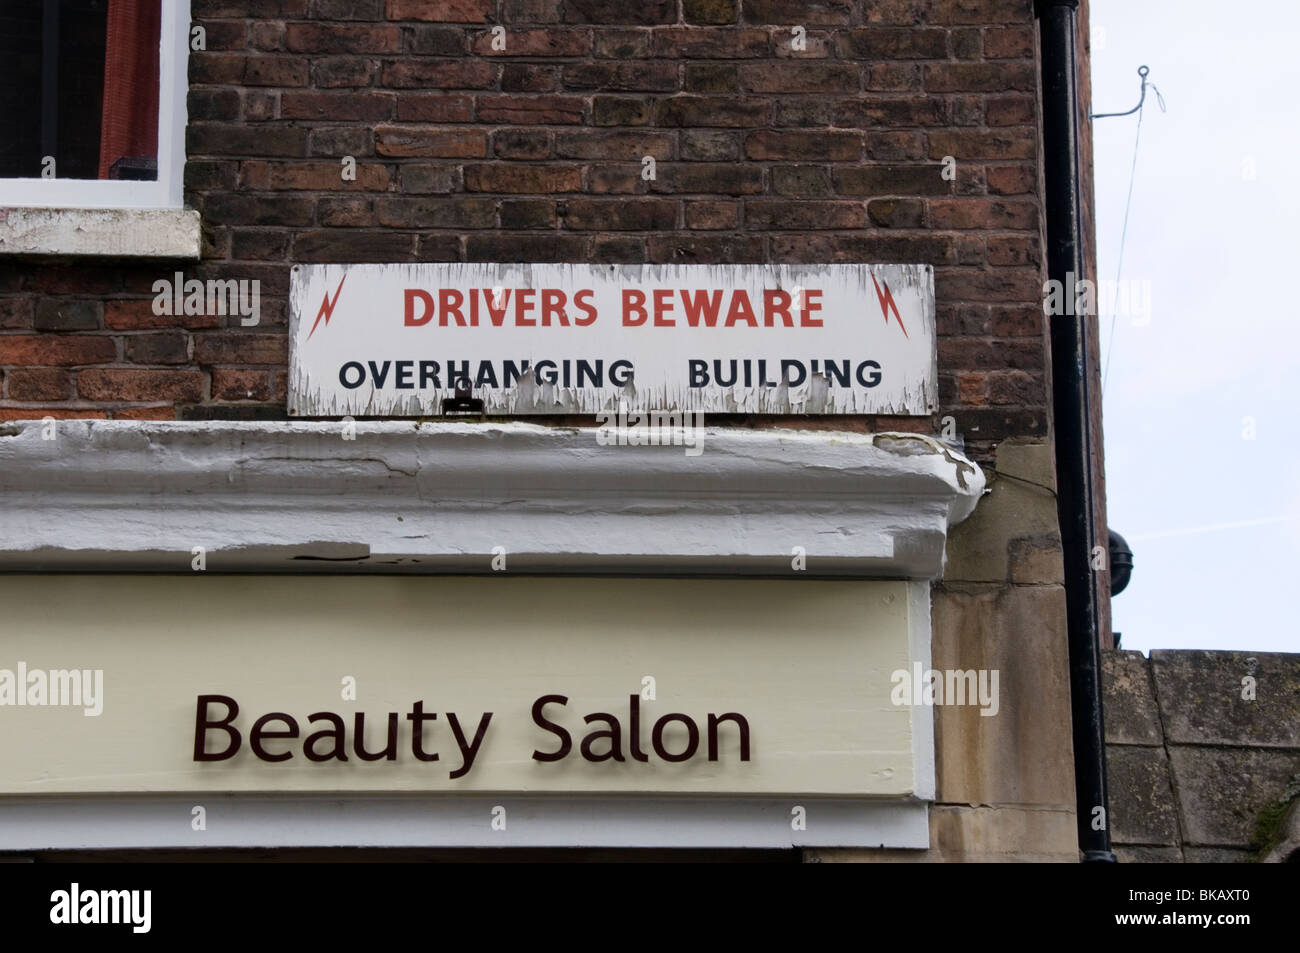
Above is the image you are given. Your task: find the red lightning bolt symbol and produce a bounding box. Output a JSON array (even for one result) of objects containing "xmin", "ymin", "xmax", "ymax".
[
  {"xmin": 307, "ymin": 275, "xmax": 347, "ymax": 340},
  {"xmin": 870, "ymin": 273, "xmax": 909, "ymax": 339}
]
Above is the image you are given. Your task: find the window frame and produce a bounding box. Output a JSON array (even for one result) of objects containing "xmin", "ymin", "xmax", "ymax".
[{"xmin": 0, "ymin": 0, "xmax": 190, "ymax": 211}]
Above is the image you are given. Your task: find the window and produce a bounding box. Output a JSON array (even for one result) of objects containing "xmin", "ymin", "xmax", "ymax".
[{"xmin": 0, "ymin": 0, "xmax": 189, "ymax": 210}]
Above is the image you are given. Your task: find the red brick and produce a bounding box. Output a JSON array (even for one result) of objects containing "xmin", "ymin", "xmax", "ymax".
[
  {"xmin": 928, "ymin": 130, "xmax": 1036, "ymax": 160},
  {"xmin": 988, "ymin": 370, "xmax": 1043, "ymax": 404},
  {"xmin": 593, "ymin": 97, "xmax": 652, "ymax": 126},
  {"xmin": 836, "ymin": 28, "xmax": 947, "ymax": 58},
  {"xmin": 77, "ymin": 370, "xmax": 205, "ymax": 402},
  {"xmin": 125, "ymin": 332, "xmax": 190, "ymax": 365},
  {"xmin": 746, "ymin": 200, "xmax": 866, "ymax": 230},
  {"xmin": 593, "ymin": 30, "xmax": 651, "ymax": 58},
  {"xmin": 745, "ymin": 130, "xmax": 860, "ymax": 161},
  {"xmin": 834, "ymin": 97, "xmax": 947, "ymax": 128},
  {"xmin": 286, "ymin": 24, "xmax": 401, "ymax": 53},
  {"xmin": 929, "ymin": 198, "xmax": 1037, "ymax": 230},
  {"xmin": 111, "ymin": 406, "xmax": 177, "ymax": 420},
  {"xmin": 105, "ymin": 300, "xmax": 222, "ymax": 331},
  {"xmin": 0, "ymin": 300, "xmax": 33, "ymax": 330},
  {"xmin": 387, "ymin": 0, "xmax": 494, "ymax": 20},
  {"xmin": 212, "ymin": 368, "xmax": 272, "ymax": 401},
  {"xmin": 987, "ymin": 95, "xmax": 1035, "ymax": 127},
  {"xmin": 562, "ymin": 199, "xmax": 677, "ymax": 230},
  {"xmin": 740, "ymin": 62, "xmax": 859, "ymax": 94},
  {"xmin": 984, "ymin": 25, "xmax": 1034, "ymax": 58},
  {"xmin": 935, "ymin": 267, "xmax": 1041, "ymax": 304},
  {"xmin": 502, "ymin": 64, "xmax": 559, "ymax": 93},
  {"xmin": 471, "ymin": 28, "xmax": 590, "ymax": 56},
  {"xmin": 6, "ymin": 368, "xmax": 71, "ymax": 401},
  {"xmin": 740, "ymin": 0, "xmax": 849, "ymax": 23},
  {"xmin": 924, "ymin": 62, "xmax": 1035, "ymax": 92},
  {"xmin": 311, "ymin": 57, "xmax": 379, "ymax": 89},
  {"xmin": 464, "ymin": 164, "xmax": 583, "ymax": 193},
  {"xmin": 465, "ymin": 234, "xmax": 588, "ymax": 261},
  {"xmin": 554, "ymin": 130, "xmax": 673, "ymax": 160},
  {"xmin": 958, "ymin": 372, "xmax": 986, "ymax": 405},
  {"xmin": 242, "ymin": 161, "xmax": 391, "ymax": 190},
  {"xmin": 866, "ymin": 63, "xmax": 923, "ymax": 91},
  {"xmin": 293, "ymin": 231, "xmax": 416, "ymax": 261},
  {"xmin": 241, "ymin": 55, "xmax": 309, "ymax": 87},
  {"xmin": 987, "ymin": 234, "xmax": 1041, "ymax": 266},
  {"xmin": 0, "ymin": 408, "xmax": 108, "ymax": 421},
  {"xmin": 933, "ymin": 0, "xmax": 1034, "ymax": 25},
  {"xmin": 867, "ymin": 198, "xmax": 925, "ymax": 228},
  {"xmin": 566, "ymin": 0, "xmax": 674, "ymax": 23},
  {"xmin": 281, "ymin": 91, "xmax": 395, "ymax": 121},
  {"xmin": 396, "ymin": 94, "xmax": 474, "ymax": 122},
  {"xmin": 382, "ymin": 60, "xmax": 496, "ymax": 88},
  {"xmin": 562, "ymin": 62, "xmax": 679, "ymax": 92},
  {"xmin": 991, "ymin": 305, "xmax": 1043, "ymax": 337},
  {"xmin": 987, "ymin": 164, "xmax": 1036, "ymax": 194},
  {"xmin": 375, "ymin": 197, "xmax": 496, "ymax": 228},
  {"xmin": 651, "ymin": 163, "xmax": 763, "ymax": 195},
  {"xmin": 865, "ymin": 131, "xmax": 925, "ymax": 160},
  {"xmin": 685, "ymin": 0, "xmax": 737, "ymax": 25},
  {"xmin": 375, "ymin": 126, "xmax": 488, "ymax": 158},
  {"xmin": 476, "ymin": 95, "xmax": 586, "ymax": 124},
  {"xmin": 192, "ymin": 333, "xmax": 287, "ymax": 366},
  {"xmin": 650, "ymin": 28, "xmax": 769, "ymax": 58},
  {"xmin": 834, "ymin": 164, "xmax": 952, "ymax": 196},
  {"xmin": 0, "ymin": 335, "xmax": 117, "ymax": 365},
  {"xmin": 493, "ymin": 129, "xmax": 552, "ymax": 159},
  {"xmin": 654, "ymin": 96, "xmax": 770, "ymax": 128},
  {"xmin": 684, "ymin": 200, "xmax": 737, "ymax": 229}
]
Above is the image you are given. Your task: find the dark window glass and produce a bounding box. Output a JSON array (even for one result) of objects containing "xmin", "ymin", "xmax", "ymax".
[{"xmin": 0, "ymin": 0, "xmax": 160, "ymax": 181}]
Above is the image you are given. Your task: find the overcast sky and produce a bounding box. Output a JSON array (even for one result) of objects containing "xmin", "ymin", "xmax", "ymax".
[{"xmin": 1089, "ymin": 1, "xmax": 1299, "ymax": 654}]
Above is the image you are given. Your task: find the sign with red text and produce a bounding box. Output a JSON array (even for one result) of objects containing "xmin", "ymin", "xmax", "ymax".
[{"xmin": 288, "ymin": 263, "xmax": 936, "ymax": 416}]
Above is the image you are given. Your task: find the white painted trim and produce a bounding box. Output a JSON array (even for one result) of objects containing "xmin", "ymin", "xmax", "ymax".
[
  {"xmin": 157, "ymin": 0, "xmax": 191, "ymax": 210},
  {"xmin": 0, "ymin": 420, "xmax": 985, "ymax": 577},
  {"xmin": 908, "ymin": 580, "xmax": 937, "ymax": 802},
  {"xmin": 0, "ymin": 0, "xmax": 190, "ymax": 211},
  {"xmin": 0, "ymin": 796, "xmax": 930, "ymax": 850},
  {"xmin": 0, "ymin": 207, "xmax": 200, "ymax": 258}
]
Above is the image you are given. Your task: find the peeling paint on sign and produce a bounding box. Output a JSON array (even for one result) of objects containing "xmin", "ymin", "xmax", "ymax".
[{"xmin": 288, "ymin": 263, "xmax": 937, "ymax": 416}]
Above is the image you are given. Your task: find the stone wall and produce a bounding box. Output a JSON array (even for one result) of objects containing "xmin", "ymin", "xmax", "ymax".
[
  {"xmin": 1103, "ymin": 649, "xmax": 1300, "ymax": 862},
  {"xmin": 809, "ymin": 436, "xmax": 1079, "ymax": 863}
]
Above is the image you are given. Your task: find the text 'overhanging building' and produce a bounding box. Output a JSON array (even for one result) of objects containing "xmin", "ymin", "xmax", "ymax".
[{"xmin": 0, "ymin": 0, "xmax": 1111, "ymax": 862}]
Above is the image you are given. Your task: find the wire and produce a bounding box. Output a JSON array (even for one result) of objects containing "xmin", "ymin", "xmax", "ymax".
[{"xmin": 1097, "ymin": 66, "xmax": 1165, "ymax": 396}]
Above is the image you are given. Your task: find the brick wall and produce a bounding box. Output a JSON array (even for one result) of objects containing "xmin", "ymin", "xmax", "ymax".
[{"xmin": 0, "ymin": 0, "xmax": 1049, "ymax": 462}]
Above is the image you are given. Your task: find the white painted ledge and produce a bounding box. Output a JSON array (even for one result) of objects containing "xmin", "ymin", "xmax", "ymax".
[
  {"xmin": 0, "ymin": 420, "xmax": 984, "ymax": 577},
  {"xmin": 0, "ymin": 795, "xmax": 930, "ymax": 850},
  {"xmin": 0, "ymin": 207, "xmax": 201, "ymax": 259}
]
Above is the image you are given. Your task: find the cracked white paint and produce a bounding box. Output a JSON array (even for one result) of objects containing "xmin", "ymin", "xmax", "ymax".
[
  {"xmin": 0, "ymin": 420, "xmax": 983, "ymax": 576},
  {"xmin": 0, "ymin": 207, "xmax": 201, "ymax": 258}
]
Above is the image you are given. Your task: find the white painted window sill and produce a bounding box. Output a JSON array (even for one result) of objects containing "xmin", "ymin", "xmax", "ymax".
[{"xmin": 0, "ymin": 206, "xmax": 201, "ymax": 259}]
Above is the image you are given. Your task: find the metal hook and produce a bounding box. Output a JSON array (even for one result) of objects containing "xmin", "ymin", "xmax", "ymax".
[{"xmin": 1091, "ymin": 65, "xmax": 1161, "ymax": 120}]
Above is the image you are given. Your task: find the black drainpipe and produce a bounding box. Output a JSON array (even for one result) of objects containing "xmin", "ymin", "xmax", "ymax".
[{"xmin": 1035, "ymin": 0, "xmax": 1116, "ymax": 863}]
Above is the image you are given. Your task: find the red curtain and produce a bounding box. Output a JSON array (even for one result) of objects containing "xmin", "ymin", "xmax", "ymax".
[{"xmin": 97, "ymin": 0, "xmax": 161, "ymax": 179}]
